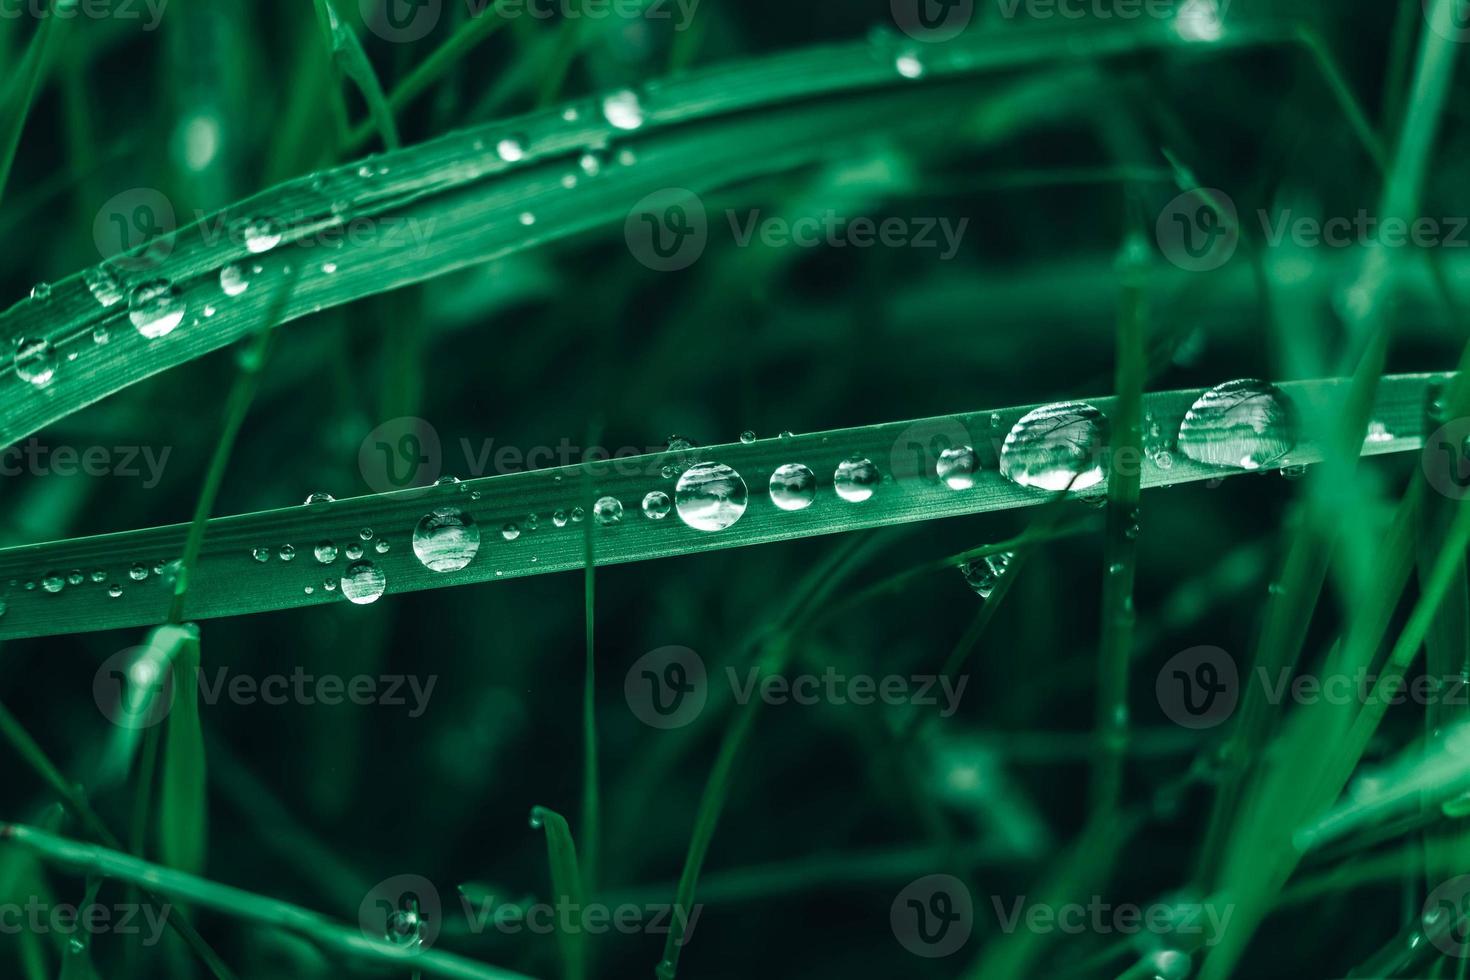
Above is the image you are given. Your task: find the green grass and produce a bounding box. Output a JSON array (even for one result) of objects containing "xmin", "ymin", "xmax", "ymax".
[{"xmin": 3, "ymin": 2, "xmax": 1470, "ymax": 978}]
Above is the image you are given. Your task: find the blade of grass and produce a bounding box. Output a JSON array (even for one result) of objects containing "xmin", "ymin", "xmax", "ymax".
[
  {"xmin": 158, "ymin": 628, "xmax": 206, "ymax": 875},
  {"xmin": 0, "ymin": 375, "xmax": 1445, "ymax": 640},
  {"xmin": 0, "ymin": 823, "xmax": 535, "ymax": 980},
  {"xmin": 529, "ymin": 806, "xmax": 585, "ymax": 980},
  {"xmin": 0, "ymin": 3, "xmax": 60, "ymax": 207},
  {"xmin": 0, "ymin": 20, "xmax": 1294, "ymax": 449},
  {"xmin": 314, "ymin": 0, "xmax": 401, "ymax": 149},
  {"xmin": 580, "ymin": 421, "xmax": 602, "ymax": 899}
]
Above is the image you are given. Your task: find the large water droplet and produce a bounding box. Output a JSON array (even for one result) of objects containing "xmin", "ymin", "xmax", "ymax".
[
  {"xmin": 602, "ymin": 89, "xmax": 645, "ymax": 130},
  {"xmin": 128, "ymin": 280, "xmax": 186, "ymax": 339},
  {"xmin": 413, "ymin": 507, "xmax": 480, "ymax": 572},
  {"xmin": 999, "ymin": 402, "xmax": 1108, "ymax": 492},
  {"xmin": 340, "ymin": 560, "xmax": 386, "ymax": 604},
  {"xmin": 833, "ymin": 457, "xmax": 880, "ymax": 502},
  {"xmin": 936, "ymin": 445, "xmax": 980, "ymax": 490},
  {"xmin": 675, "ymin": 462, "xmax": 748, "ymax": 531},
  {"xmin": 769, "ymin": 463, "xmax": 816, "ymax": 511},
  {"xmin": 1176, "ymin": 379, "xmax": 1298, "ymax": 470},
  {"xmin": 14, "ymin": 337, "xmax": 57, "ymax": 386},
  {"xmin": 41, "ymin": 571, "xmax": 64, "ymax": 594},
  {"xmin": 960, "ymin": 552, "xmax": 1013, "ymax": 599}
]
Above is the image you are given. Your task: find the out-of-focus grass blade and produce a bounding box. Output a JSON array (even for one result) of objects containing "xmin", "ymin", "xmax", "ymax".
[
  {"xmin": 158, "ymin": 627, "xmax": 206, "ymax": 875},
  {"xmin": 0, "ymin": 374, "xmax": 1443, "ymax": 640},
  {"xmin": 529, "ymin": 806, "xmax": 585, "ymax": 980},
  {"xmin": 313, "ymin": 0, "xmax": 400, "ymax": 149},
  {"xmin": 0, "ymin": 823, "xmax": 534, "ymax": 980},
  {"xmin": 57, "ymin": 875, "xmax": 103, "ymax": 980},
  {"xmin": 0, "ymin": 20, "xmax": 1292, "ymax": 449},
  {"xmin": 0, "ymin": 3, "xmax": 59, "ymax": 206}
]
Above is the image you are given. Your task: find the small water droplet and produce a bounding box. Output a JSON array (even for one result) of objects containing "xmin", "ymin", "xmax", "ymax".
[
  {"xmin": 1176, "ymin": 379, "xmax": 1297, "ymax": 470},
  {"xmin": 602, "ymin": 89, "xmax": 645, "ymax": 130},
  {"xmin": 834, "ymin": 457, "xmax": 881, "ymax": 502},
  {"xmin": 14, "ymin": 337, "xmax": 57, "ymax": 386},
  {"xmin": 303, "ymin": 490, "xmax": 335, "ymax": 506},
  {"xmin": 303, "ymin": 585, "xmax": 315, "ymax": 595},
  {"xmin": 84, "ymin": 266, "xmax": 125, "ymax": 307},
  {"xmin": 66, "ymin": 570, "xmax": 83, "ymax": 586},
  {"xmin": 999, "ymin": 402, "xmax": 1109, "ymax": 492},
  {"xmin": 359, "ymin": 528, "xmax": 373, "ymax": 540},
  {"xmin": 321, "ymin": 261, "xmax": 337, "ymax": 274},
  {"xmin": 502, "ymin": 523, "xmax": 521, "ymax": 541},
  {"xmin": 960, "ymin": 552, "xmax": 1013, "ymax": 599},
  {"xmin": 642, "ymin": 490, "xmax": 672, "ymax": 519},
  {"xmin": 895, "ymin": 51, "xmax": 925, "ymax": 78},
  {"xmin": 346, "ymin": 544, "xmax": 363, "ymax": 559},
  {"xmin": 252, "ymin": 548, "xmax": 269, "ymax": 563},
  {"xmin": 323, "ymin": 579, "xmax": 337, "ymax": 592},
  {"xmin": 129, "ymin": 563, "xmax": 148, "ymax": 581},
  {"xmin": 936, "ymin": 445, "xmax": 980, "ymax": 490},
  {"xmin": 90, "ymin": 569, "xmax": 106, "ymax": 583},
  {"xmin": 219, "ymin": 263, "xmax": 252, "ymax": 297},
  {"xmin": 242, "ymin": 217, "xmax": 282, "ymax": 253},
  {"xmin": 129, "ymin": 280, "xmax": 186, "ymax": 339},
  {"xmin": 675, "ymin": 462, "xmax": 748, "ymax": 531},
  {"xmin": 340, "ymin": 560, "xmax": 386, "ymax": 604},
  {"xmin": 571, "ymin": 506, "xmax": 586, "ymax": 523},
  {"xmin": 412, "ymin": 507, "xmax": 480, "ymax": 571},
  {"xmin": 519, "ymin": 211, "xmax": 536, "ymax": 226},
  {"xmin": 593, "ymin": 496, "xmax": 624, "ymax": 525},
  {"xmin": 769, "ymin": 463, "xmax": 816, "ymax": 511},
  {"xmin": 41, "ymin": 572, "xmax": 64, "ymax": 593},
  {"xmin": 740, "ymin": 430, "xmax": 756, "ymax": 444},
  {"xmin": 92, "ymin": 325, "xmax": 111, "ymax": 345},
  {"xmin": 553, "ymin": 510, "xmax": 569, "ymax": 527},
  {"xmin": 314, "ymin": 541, "xmax": 338, "ymax": 564},
  {"xmin": 496, "ymin": 136, "xmax": 527, "ymax": 162},
  {"xmin": 375, "ymin": 538, "xmax": 390, "ymax": 554},
  {"xmin": 108, "ymin": 584, "xmax": 123, "ymax": 598},
  {"xmin": 30, "ymin": 282, "xmax": 51, "ymax": 301},
  {"xmin": 279, "ymin": 544, "xmax": 296, "ymax": 561}
]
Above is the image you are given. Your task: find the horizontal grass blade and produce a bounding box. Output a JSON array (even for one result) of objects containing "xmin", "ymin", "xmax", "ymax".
[
  {"xmin": 0, "ymin": 373, "xmax": 1445, "ymax": 639},
  {"xmin": 0, "ymin": 20, "xmax": 1291, "ymax": 449},
  {"xmin": 0, "ymin": 822, "xmax": 535, "ymax": 980}
]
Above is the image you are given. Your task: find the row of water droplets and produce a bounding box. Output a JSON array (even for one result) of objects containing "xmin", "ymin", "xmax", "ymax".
[
  {"xmin": 960, "ymin": 378, "xmax": 1300, "ymax": 597},
  {"xmin": 13, "ymin": 89, "xmax": 658, "ymax": 392}
]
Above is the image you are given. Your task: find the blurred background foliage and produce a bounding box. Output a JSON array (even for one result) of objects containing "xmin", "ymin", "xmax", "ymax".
[{"xmin": 0, "ymin": 0, "xmax": 1467, "ymax": 976}]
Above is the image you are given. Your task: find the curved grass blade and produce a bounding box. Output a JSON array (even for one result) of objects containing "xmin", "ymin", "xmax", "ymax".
[
  {"xmin": 0, "ymin": 20, "xmax": 1292, "ymax": 449},
  {"xmin": 529, "ymin": 806, "xmax": 585, "ymax": 980},
  {"xmin": 158, "ymin": 627, "xmax": 206, "ymax": 875},
  {"xmin": 0, "ymin": 3, "xmax": 60, "ymax": 207},
  {"xmin": 0, "ymin": 374, "xmax": 1445, "ymax": 636},
  {"xmin": 0, "ymin": 822, "xmax": 535, "ymax": 980}
]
